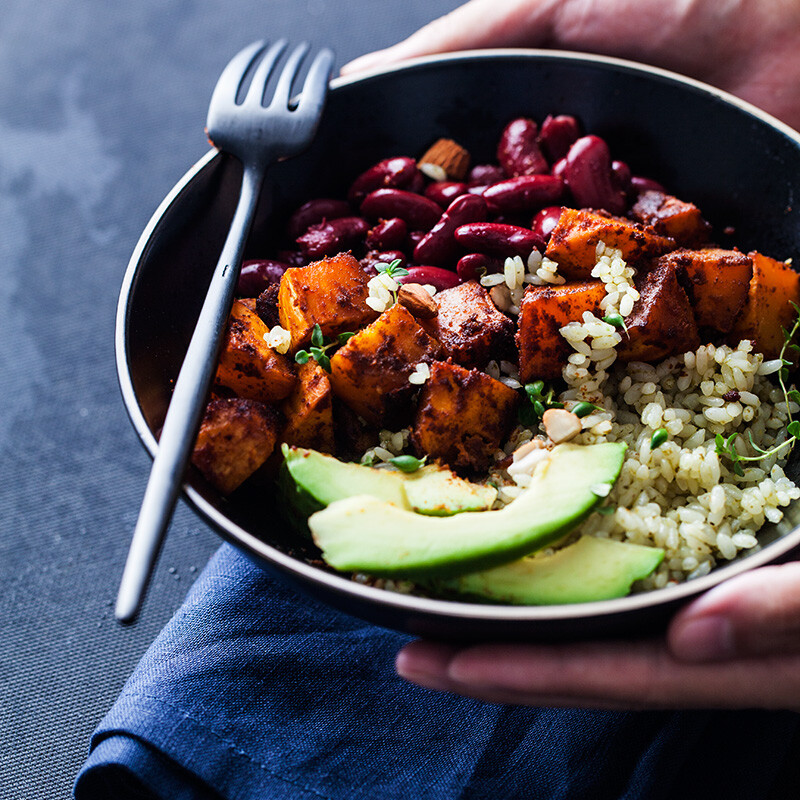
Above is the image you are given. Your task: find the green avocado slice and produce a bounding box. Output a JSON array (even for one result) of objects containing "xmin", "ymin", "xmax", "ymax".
[
  {"xmin": 281, "ymin": 445, "xmax": 410, "ymax": 512},
  {"xmin": 309, "ymin": 442, "xmax": 627, "ymax": 579},
  {"xmin": 432, "ymin": 535, "xmax": 664, "ymax": 604},
  {"xmin": 280, "ymin": 445, "xmax": 497, "ymax": 518}
]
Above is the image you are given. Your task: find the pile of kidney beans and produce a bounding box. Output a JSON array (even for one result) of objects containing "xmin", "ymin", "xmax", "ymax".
[{"xmin": 237, "ymin": 114, "xmax": 664, "ymax": 298}]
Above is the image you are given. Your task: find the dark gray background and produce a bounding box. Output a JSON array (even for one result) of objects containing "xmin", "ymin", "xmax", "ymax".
[{"xmin": 0, "ymin": 2, "xmax": 462, "ymax": 797}]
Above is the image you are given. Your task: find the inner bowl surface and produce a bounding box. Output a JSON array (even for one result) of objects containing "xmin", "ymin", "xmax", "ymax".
[{"xmin": 117, "ymin": 50, "xmax": 800, "ymax": 640}]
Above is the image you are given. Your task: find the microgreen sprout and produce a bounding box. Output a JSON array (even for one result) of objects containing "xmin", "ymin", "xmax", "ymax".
[
  {"xmin": 596, "ymin": 504, "xmax": 616, "ymax": 516},
  {"xmin": 294, "ymin": 324, "xmax": 355, "ymax": 372},
  {"xmin": 650, "ymin": 428, "xmax": 669, "ymax": 449},
  {"xmin": 603, "ymin": 313, "xmax": 629, "ymax": 336},
  {"xmin": 390, "ymin": 454, "xmax": 427, "ymax": 473},
  {"xmin": 519, "ymin": 380, "xmax": 564, "ymax": 427},
  {"xmin": 715, "ymin": 302, "xmax": 800, "ymax": 475},
  {"xmin": 376, "ymin": 258, "xmax": 409, "ymax": 280},
  {"xmin": 572, "ymin": 401, "xmax": 600, "ymax": 418}
]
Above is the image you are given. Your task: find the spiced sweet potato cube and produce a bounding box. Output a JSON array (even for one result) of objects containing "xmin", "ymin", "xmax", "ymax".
[
  {"xmin": 411, "ymin": 361, "xmax": 519, "ymax": 472},
  {"xmin": 280, "ymin": 361, "xmax": 335, "ymax": 453},
  {"xmin": 661, "ymin": 248, "xmax": 753, "ymax": 333},
  {"xmin": 730, "ymin": 251, "xmax": 800, "ymax": 357},
  {"xmin": 329, "ymin": 303, "xmax": 442, "ymax": 427},
  {"xmin": 630, "ymin": 190, "xmax": 712, "ymax": 247},
  {"xmin": 215, "ymin": 300, "xmax": 296, "ymax": 402},
  {"xmin": 278, "ymin": 252, "xmax": 378, "ymax": 351},
  {"xmin": 192, "ymin": 398, "xmax": 282, "ymax": 494},
  {"xmin": 517, "ymin": 281, "xmax": 607, "ymax": 381},
  {"xmin": 617, "ymin": 261, "xmax": 699, "ymax": 363},
  {"xmin": 545, "ymin": 208, "xmax": 675, "ymax": 279},
  {"xmin": 420, "ymin": 280, "xmax": 515, "ymax": 368}
]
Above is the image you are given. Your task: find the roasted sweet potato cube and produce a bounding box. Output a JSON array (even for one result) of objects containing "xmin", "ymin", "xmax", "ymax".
[
  {"xmin": 517, "ymin": 281, "xmax": 607, "ymax": 381},
  {"xmin": 255, "ymin": 283, "xmax": 280, "ymax": 328},
  {"xmin": 278, "ymin": 252, "xmax": 378, "ymax": 350},
  {"xmin": 662, "ymin": 248, "xmax": 752, "ymax": 333},
  {"xmin": 412, "ymin": 361, "xmax": 519, "ymax": 472},
  {"xmin": 215, "ymin": 300, "xmax": 296, "ymax": 402},
  {"xmin": 332, "ymin": 398, "xmax": 379, "ymax": 461},
  {"xmin": 630, "ymin": 190, "xmax": 711, "ymax": 247},
  {"xmin": 617, "ymin": 261, "xmax": 699, "ymax": 363},
  {"xmin": 730, "ymin": 251, "xmax": 800, "ymax": 357},
  {"xmin": 420, "ymin": 280, "xmax": 515, "ymax": 368},
  {"xmin": 192, "ymin": 398, "xmax": 282, "ymax": 494},
  {"xmin": 329, "ymin": 303, "xmax": 442, "ymax": 426},
  {"xmin": 545, "ymin": 208, "xmax": 675, "ymax": 279},
  {"xmin": 281, "ymin": 361, "xmax": 335, "ymax": 453}
]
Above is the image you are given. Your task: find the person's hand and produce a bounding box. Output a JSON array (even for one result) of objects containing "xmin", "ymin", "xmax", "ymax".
[
  {"xmin": 396, "ymin": 560, "xmax": 800, "ymax": 710},
  {"xmin": 342, "ymin": 0, "xmax": 800, "ymax": 131}
]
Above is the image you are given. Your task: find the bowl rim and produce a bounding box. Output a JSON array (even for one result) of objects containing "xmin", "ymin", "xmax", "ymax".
[{"xmin": 116, "ymin": 47, "xmax": 800, "ymax": 625}]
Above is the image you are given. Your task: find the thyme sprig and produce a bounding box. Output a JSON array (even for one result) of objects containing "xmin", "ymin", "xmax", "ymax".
[
  {"xmin": 295, "ymin": 324, "xmax": 354, "ymax": 372},
  {"xmin": 715, "ymin": 302, "xmax": 800, "ymax": 476}
]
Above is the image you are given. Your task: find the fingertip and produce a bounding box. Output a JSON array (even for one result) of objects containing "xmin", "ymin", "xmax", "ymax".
[
  {"xmin": 668, "ymin": 614, "xmax": 736, "ymax": 662},
  {"xmin": 340, "ymin": 48, "xmax": 396, "ymax": 76},
  {"xmin": 395, "ymin": 639, "xmax": 460, "ymax": 682}
]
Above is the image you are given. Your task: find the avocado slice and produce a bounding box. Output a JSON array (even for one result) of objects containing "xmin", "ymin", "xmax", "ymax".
[
  {"xmin": 280, "ymin": 445, "xmax": 497, "ymax": 518},
  {"xmin": 402, "ymin": 465, "xmax": 497, "ymax": 516},
  {"xmin": 309, "ymin": 442, "xmax": 627, "ymax": 579},
  {"xmin": 281, "ymin": 445, "xmax": 410, "ymax": 513},
  {"xmin": 433, "ymin": 535, "xmax": 664, "ymax": 604}
]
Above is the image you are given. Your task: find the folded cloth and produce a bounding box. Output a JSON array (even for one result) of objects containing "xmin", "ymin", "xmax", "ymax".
[{"xmin": 74, "ymin": 544, "xmax": 799, "ymax": 800}]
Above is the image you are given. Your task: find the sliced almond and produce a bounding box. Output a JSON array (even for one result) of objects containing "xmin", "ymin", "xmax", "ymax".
[
  {"xmin": 512, "ymin": 438, "xmax": 547, "ymax": 462},
  {"xmin": 418, "ymin": 138, "xmax": 471, "ymax": 181},
  {"xmin": 398, "ymin": 283, "xmax": 438, "ymax": 319},
  {"xmin": 542, "ymin": 408, "xmax": 582, "ymax": 444}
]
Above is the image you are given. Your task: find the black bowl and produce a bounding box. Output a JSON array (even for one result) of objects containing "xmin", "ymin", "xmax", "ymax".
[{"xmin": 117, "ymin": 49, "xmax": 800, "ymax": 640}]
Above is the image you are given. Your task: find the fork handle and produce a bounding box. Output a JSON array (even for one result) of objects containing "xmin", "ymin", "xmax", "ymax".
[{"xmin": 116, "ymin": 162, "xmax": 265, "ymax": 623}]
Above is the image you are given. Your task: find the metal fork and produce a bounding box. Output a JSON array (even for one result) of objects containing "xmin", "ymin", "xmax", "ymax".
[{"xmin": 116, "ymin": 40, "xmax": 334, "ymax": 623}]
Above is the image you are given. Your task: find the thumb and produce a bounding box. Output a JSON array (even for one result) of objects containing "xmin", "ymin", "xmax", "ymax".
[
  {"xmin": 668, "ymin": 562, "xmax": 800, "ymax": 661},
  {"xmin": 340, "ymin": 0, "xmax": 553, "ymax": 76}
]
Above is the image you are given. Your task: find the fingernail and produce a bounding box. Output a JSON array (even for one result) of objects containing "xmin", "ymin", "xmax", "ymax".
[
  {"xmin": 395, "ymin": 641, "xmax": 458, "ymax": 680},
  {"xmin": 672, "ymin": 615, "xmax": 736, "ymax": 661},
  {"xmin": 340, "ymin": 50, "xmax": 390, "ymax": 76}
]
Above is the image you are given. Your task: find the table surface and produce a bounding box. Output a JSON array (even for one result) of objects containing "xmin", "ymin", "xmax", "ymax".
[{"xmin": 0, "ymin": 2, "xmax": 462, "ymax": 797}]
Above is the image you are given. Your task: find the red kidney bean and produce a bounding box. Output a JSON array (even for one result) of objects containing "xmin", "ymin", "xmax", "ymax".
[
  {"xmin": 424, "ymin": 180, "xmax": 468, "ymax": 207},
  {"xmin": 360, "ymin": 249, "xmax": 407, "ymax": 273},
  {"xmin": 468, "ymin": 164, "xmax": 505, "ymax": 186},
  {"xmin": 456, "ymin": 253, "xmax": 503, "ymax": 282},
  {"xmin": 366, "ymin": 217, "xmax": 407, "ymax": 250},
  {"xmin": 408, "ymin": 230, "xmax": 426, "ymax": 250},
  {"xmin": 482, "ymin": 175, "xmax": 564, "ymax": 214},
  {"xmin": 630, "ymin": 175, "xmax": 666, "ymax": 195},
  {"xmin": 413, "ymin": 194, "xmax": 489, "ymax": 266},
  {"xmin": 530, "ymin": 206, "xmax": 564, "ymax": 243},
  {"xmin": 564, "ymin": 135, "xmax": 626, "ymax": 215},
  {"xmin": 497, "ymin": 118, "xmax": 549, "ymax": 176},
  {"xmin": 454, "ymin": 222, "xmax": 544, "ymax": 258},
  {"xmin": 538, "ymin": 115, "xmax": 581, "ymax": 163},
  {"xmin": 237, "ymin": 259, "xmax": 289, "ymax": 297},
  {"xmin": 398, "ymin": 266, "xmax": 461, "ymax": 292},
  {"xmin": 551, "ymin": 157, "xmax": 567, "ymax": 181},
  {"xmin": 407, "ymin": 171, "xmax": 426, "ymax": 194},
  {"xmin": 287, "ymin": 198, "xmax": 351, "ymax": 239},
  {"xmin": 360, "ymin": 188, "xmax": 443, "ymax": 231},
  {"xmin": 348, "ymin": 157, "xmax": 421, "ymax": 204},
  {"xmin": 296, "ymin": 216, "xmax": 369, "ymax": 259},
  {"xmin": 611, "ymin": 160, "xmax": 632, "ymax": 192},
  {"xmin": 276, "ymin": 249, "xmax": 306, "ymax": 268}
]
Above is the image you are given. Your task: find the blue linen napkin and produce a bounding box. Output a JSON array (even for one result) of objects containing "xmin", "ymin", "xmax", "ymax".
[{"xmin": 74, "ymin": 544, "xmax": 799, "ymax": 800}]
